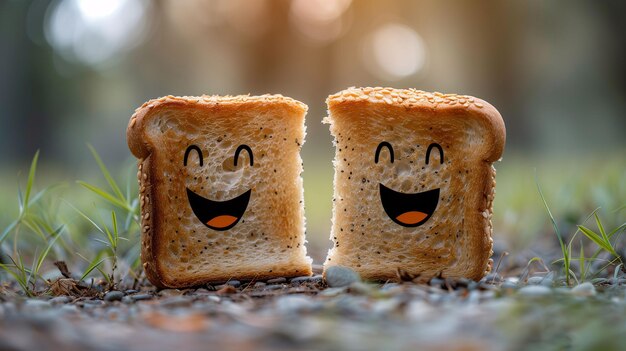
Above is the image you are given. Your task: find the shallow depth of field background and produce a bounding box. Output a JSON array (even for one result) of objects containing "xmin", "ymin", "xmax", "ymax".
[{"xmin": 1, "ymin": 0, "xmax": 625, "ymax": 263}]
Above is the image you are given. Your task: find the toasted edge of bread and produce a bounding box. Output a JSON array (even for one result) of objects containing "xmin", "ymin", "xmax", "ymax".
[{"xmin": 326, "ymin": 87, "xmax": 505, "ymax": 163}]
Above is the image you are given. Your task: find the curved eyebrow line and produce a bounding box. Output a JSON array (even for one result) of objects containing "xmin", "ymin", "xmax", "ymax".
[
  {"xmin": 375, "ymin": 141, "xmax": 394, "ymax": 164},
  {"xmin": 425, "ymin": 143, "xmax": 444, "ymax": 165},
  {"xmin": 184, "ymin": 145, "xmax": 203, "ymax": 167},
  {"xmin": 234, "ymin": 144, "xmax": 254, "ymax": 167}
]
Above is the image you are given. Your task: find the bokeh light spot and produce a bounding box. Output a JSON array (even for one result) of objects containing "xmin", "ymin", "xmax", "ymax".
[
  {"xmin": 45, "ymin": 0, "xmax": 150, "ymax": 68},
  {"xmin": 363, "ymin": 23, "xmax": 426, "ymax": 81},
  {"xmin": 289, "ymin": 0, "xmax": 352, "ymax": 44}
]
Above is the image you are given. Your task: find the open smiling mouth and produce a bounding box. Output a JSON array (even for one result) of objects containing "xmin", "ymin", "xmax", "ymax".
[
  {"xmin": 379, "ymin": 184, "xmax": 439, "ymax": 227},
  {"xmin": 186, "ymin": 188, "xmax": 251, "ymax": 231}
]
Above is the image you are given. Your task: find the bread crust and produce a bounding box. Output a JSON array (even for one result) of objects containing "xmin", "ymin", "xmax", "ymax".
[
  {"xmin": 326, "ymin": 87, "xmax": 505, "ymax": 163},
  {"xmin": 127, "ymin": 94, "xmax": 310, "ymax": 288},
  {"xmin": 324, "ymin": 87, "xmax": 505, "ymax": 281},
  {"xmin": 128, "ymin": 94, "xmax": 307, "ymax": 160}
]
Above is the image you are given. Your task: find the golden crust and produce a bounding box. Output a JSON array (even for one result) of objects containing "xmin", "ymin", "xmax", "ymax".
[
  {"xmin": 326, "ymin": 87, "xmax": 505, "ymax": 163},
  {"xmin": 127, "ymin": 94, "xmax": 308, "ymax": 160}
]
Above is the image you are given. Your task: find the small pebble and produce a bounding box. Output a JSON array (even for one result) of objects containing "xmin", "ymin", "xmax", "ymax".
[
  {"xmin": 130, "ymin": 294, "xmax": 154, "ymax": 301},
  {"xmin": 121, "ymin": 296, "xmax": 133, "ymax": 304},
  {"xmin": 309, "ymin": 275, "xmax": 323, "ymax": 283},
  {"xmin": 125, "ymin": 289, "xmax": 139, "ymax": 294},
  {"xmin": 500, "ymin": 281, "xmax": 518, "ymax": 291},
  {"xmin": 275, "ymin": 295, "xmax": 314, "ymax": 314},
  {"xmin": 267, "ymin": 277, "xmax": 287, "ymax": 284},
  {"xmin": 518, "ymin": 285, "xmax": 552, "ymax": 297},
  {"xmin": 58, "ymin": 304, "xmax": 79, "ymax": 314},
  {"xmin": 429, "ymin": 278, "xmax": 444, "ymax": 287},
  {"xmin": 159, "ymin": 289, "xmax": 185, "ymax": 297},
  {"xmin": 290, "ymin": 276, "xmax": 312, "ymax": 284},
  {"xmin": 265, "ymin": 284, "xmax": 284, "ymax": 291},
  {"xmin": 160, "ymin": 296, "xmax": 192, "ymax": 308},
  {"xmin": 526, "ymin": 276, "xmax": 544, "ymax": 285},
  {"xmin": 225, "ymin": 280, "xmax": 241, "ymax": 288},
  {"xmin": 49, "ymin": 296, "xmax": 72, "ymax": 304},
  {"xmin": 324, "ymin": 266, "xmax": 360, "ymax": 288},
  {"xmin": 104, "ymin": 291, "xmax": 124, "ymax": 302},
  {"xmin": 348, "ymin": 282, "xmax": 373, "ymax": 295},
  {"xmin": 483, "ymin": 273, "xmax": 504, "ymax": 283},
  {"xmin": 320, "ymin": 287, "xmax": 348, "ymax": 297},
  {"xmin": 193, "ymin": 288, "xmax": 212, "ymax": 295},
  {"xmin": 82, "ymin": 299, "xmax": 104, "ymax": 305},
  {"xmin": 571, "ymin": 282, "xmax": 596, "ymax": 297},
  {"xmin": 23, "ymin": 299, "xmax": 51, "ymax": 310},
  {"xmin": 591, "ymin": 278, "xmax": 608, "ymax": 285},
  {"xmin": 206, "ymin": 295, "xmax": 220, "ymax": 303},
  {"xmin": 539, "ymin": 272, "xmax": 555, "ymax": 287},
  {"xmin": 253, "ymin": 282, "xmax": 266, "ymax": 288},
  {"xmin": 381, "ymin": 283, "xmax": 400, "ymax": 292}
]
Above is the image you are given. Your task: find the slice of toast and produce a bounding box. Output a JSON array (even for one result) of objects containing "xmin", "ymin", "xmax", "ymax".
[
  {"xmin": 127, "ymin": 95, "xmax": 312, "ymax": 288},
  {"xmin": 323, "ymin": 87, "xmax": 506, "ymax": 281}
]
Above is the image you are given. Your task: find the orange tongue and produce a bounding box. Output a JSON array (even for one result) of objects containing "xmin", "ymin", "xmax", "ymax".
[
  {"xmin": 207, "ymin": 215, "xmax": 238, "ymax": 228},
  {"xmin": 396, "ymin": 211, "xmax": 428, "ymax": 225}
]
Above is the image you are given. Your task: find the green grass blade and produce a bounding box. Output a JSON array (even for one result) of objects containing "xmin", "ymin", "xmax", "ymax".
[
  {"xmin": 95, "ymin": 210, "xmax": 115, "ymax": 249},
  {"xmin": 21, "ymin": 217, "xmax": 47, "ymax": 242},
  {"xmin": 536, "ymin": 175, "xmax": 570, "ymax": 282},
  {"xmin": 0, "ymin": 263, "xmax": 30, "ymax": 294},
  {"xmin": 27, "ymin": 248, "xmax": 39, "ymax": 287},
  {"xmin": 17, "ymin": 184, "xmax": 24, "ymax": 213},
  {"xmin": 80, "ymin": 256, "xmax": 110, "ymax": 281},
  {"xmin": 35, "ymin": 226, "xmax": 63, "ymax": 274},
  {"xmin": 594, "ymin": 213, "xmax": 609, "ymax": 243},
  {"xmin": 578, "ymin": 225, "xmax": 617, "ymax": 255},
  {"xmin": 93, "ymin": 238, "xmax": 112, "ymax": 247},
  {"xmin": 0, "ymin": 220, "xmax": 18, "ymax": 245},
  {"xmin": 111, "ymin": 211, "xmax": 118, "ymax": 247},
  {"xmin": 87, "ymin": 144, "xmax": 126, "ymax": 203},
  {"xmin": 608, "ymin": 223, "xmax": 626, "ymax": 239},
  {"xmin": 579, "ymin": 240, "xmax": 585, "ymax": 282},
  {"xmin": 22, "ymin": 150, "xmax": 40, "ymax": 212},
  {"xmin": 77, "ymin": 181, "xmax": 131, "ymax": 211},
  {"xmin": 64, "ymin": 201, "xmax": 104, "ymax": 234}
]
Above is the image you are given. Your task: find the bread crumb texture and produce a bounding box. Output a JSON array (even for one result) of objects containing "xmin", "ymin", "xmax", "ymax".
[
  {"xmin": 324, "ymin": 87, "xmax": 505, "ymax": 282},
  {"xmin": 128, "ymin": 95, "xmax": 312, "ymax": 288}
]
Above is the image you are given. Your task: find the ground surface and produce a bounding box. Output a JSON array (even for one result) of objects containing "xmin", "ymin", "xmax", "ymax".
[{"xmin": 2, "ymin": 264, "xmax": 626, "ymax": 351}]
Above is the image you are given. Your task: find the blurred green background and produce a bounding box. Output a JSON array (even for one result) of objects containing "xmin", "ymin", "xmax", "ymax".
[{"xmin": 1, "ymin": 0, "xmax": 624, "ymax": 263}]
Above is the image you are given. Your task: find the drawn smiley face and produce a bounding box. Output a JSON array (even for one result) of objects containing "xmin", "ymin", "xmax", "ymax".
[
  {"xmin": 375, "ymin": 141, "xmax": 444, "ymax": 227},
  {"xmin": 183, "ymin": 144, "xmax": 253, "ymax": 231}
]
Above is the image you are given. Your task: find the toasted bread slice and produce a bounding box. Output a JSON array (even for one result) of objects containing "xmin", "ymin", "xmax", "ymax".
[
  {"xmin": 323, "ymin": 87, "xmax": 505, "ymax": 281},
  {"xmin": 127, "ymin": 95, "xmax": 312, "ymax": 288}
]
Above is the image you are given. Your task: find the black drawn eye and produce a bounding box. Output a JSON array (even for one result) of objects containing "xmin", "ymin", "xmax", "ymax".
[
  {"xmin": 184, "ymin": 145, "xmax": 203, "ymax": 167},
  {"xmin": 375, "ymin": 141, "xmax": 394, "ymax": 164},
  {"xmin": 425, "ymin": 143, "xmax": 444, "ymax": 165},
  {"xmin": 234, "ymin": 144, "xmax": 254, "ymax": 167}
]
